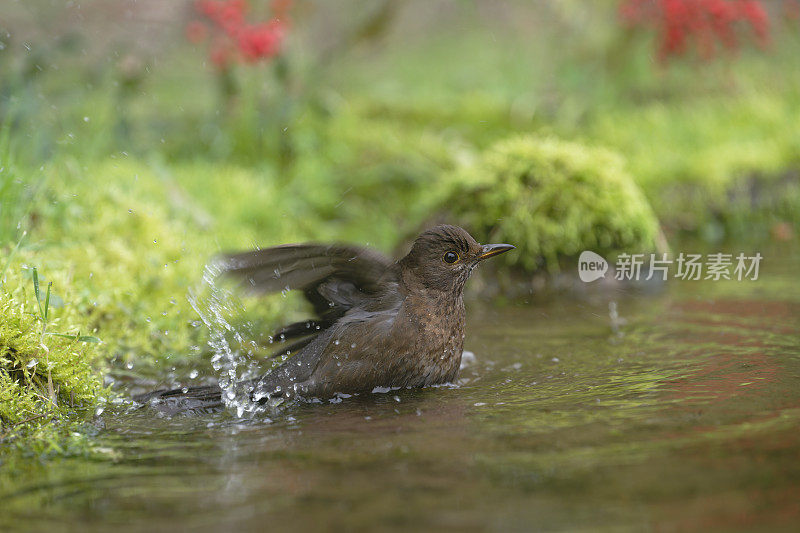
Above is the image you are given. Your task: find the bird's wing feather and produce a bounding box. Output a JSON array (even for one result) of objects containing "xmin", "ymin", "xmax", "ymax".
[
  {"xmin": 217, "ymin": 243, "xmax": 394, "ymax": 297},
  {"xmin": 217, "ymin": 243, "xmax": 399, "ymax": 355}
]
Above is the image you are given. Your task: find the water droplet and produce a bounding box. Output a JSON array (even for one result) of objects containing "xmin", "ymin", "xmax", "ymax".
[
  {"xmin": 189, "ymin": 370, "xmax": 199, "ymax": 379},
  {"xmin": 83, "ymin": 116, "xmax": 89, "ymax": 122}
]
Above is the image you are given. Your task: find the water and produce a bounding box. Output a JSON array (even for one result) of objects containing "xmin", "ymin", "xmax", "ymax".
[
  {"xmin": 1, "ymin": 244, "xmax": 798, "ymax": 531},
  {"xmin": 188, "ymin": 263, "xmax": 263, "ymax": 417}
]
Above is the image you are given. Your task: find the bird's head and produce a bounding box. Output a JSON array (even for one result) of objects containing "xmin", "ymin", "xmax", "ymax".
[{"xmin": 399, "ymin": 225, "xmax": 514, "ymax": 295}]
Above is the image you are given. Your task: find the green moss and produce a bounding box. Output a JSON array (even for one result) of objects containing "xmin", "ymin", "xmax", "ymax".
[
  {"xmin": 444, "ymin": 136, "xmax": 661, "ymax": 272},
  {"xmin": 0, "ymin": 265, "xmax": 105, "ymax": 433},
  {"xmin": 27, "ymin": 157, "xmax": 290, "ymax": 380}
]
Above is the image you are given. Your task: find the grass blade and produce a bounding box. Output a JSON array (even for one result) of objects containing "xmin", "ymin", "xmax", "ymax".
[
  {"xmin": 46, "ymin": 332, "xmax": 102, "ymax": 344},
  {"xmin": 44, "ymin": 282, "xmax": 52, "ymax": 321},
  {"xmin": 32, "ymin": 267, "xmax": 45, "ymax": 321},
  {"xmin": 0, "ymin": 230, "xmax": 26, "ymax": 289}
]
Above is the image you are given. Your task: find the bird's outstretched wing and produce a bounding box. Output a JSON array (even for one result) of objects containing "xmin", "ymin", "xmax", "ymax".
[
  {"xmin": 217, "ymin": 243, "xmax": 399, "ymax": 357},
  {"xmin": 135, "ymin": 244, "xmax": 399, "ymax": 414}
]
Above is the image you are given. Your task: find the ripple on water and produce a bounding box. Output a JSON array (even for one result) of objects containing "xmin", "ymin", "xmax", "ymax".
[{"xmin": 3, "ymin": 248, "xmax": 800, "ymax": 531}]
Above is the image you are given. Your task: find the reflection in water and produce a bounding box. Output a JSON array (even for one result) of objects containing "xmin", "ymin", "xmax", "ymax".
[{"xmin": 1, "ymin": 249, "xmax": 799, "ymax": 531}]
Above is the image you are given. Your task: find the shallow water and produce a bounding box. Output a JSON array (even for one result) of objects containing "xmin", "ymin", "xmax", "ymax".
[{"xmin": 2, "ymin": 244, "xmax": 799, "ymax": 532}]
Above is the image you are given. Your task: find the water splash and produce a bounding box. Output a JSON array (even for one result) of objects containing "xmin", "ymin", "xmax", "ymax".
[
  {"xmin": 188, "ymin": 262, "xmax": 263, "ymax": 417},
  {"xmin": 608, "ymin": 300, "xmax": 627, "ymax": 337}
]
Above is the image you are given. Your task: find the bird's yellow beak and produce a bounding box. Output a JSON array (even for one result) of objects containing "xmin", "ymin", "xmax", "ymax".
[{"xmin": 477, "ymin": 243, "xmax": 515, "ymax": 261}]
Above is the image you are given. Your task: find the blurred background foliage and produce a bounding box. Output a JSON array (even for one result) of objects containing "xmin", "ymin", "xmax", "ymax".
[{"xmin": 1, "ymin": 0, "xmax": 799, "ymax": 437}]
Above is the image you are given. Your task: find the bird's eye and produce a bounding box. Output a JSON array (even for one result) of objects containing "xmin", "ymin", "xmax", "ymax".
[{"xmin": 443, "ymin": 251, "xmax": 459, "ymax": 264}]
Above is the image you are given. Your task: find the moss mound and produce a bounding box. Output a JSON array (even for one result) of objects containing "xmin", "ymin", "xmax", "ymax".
[
  {"xmin": 445, "ymin": 136, "xmax": 661, "ymax": 272},
  {"xmin": 0, "ymin": 266, "xmax": 105, "ymax": 433}
]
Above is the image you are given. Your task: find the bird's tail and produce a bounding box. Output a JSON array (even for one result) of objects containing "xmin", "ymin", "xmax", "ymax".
[{"xmin": 133, "ymin": 384, "xmax": 224, "ymax": 414}]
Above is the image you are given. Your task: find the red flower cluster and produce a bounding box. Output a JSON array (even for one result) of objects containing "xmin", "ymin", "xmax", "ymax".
[
  {"xmin": 619, "ymin": 0, "xmax": 770, "ymax": 61},
  {"xmin": 188, "ymin": 0, "xmax": 290, "ymax": 69}
]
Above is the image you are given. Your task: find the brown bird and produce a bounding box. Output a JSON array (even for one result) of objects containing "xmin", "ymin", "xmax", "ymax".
[{"xmin": 136, "ymin": 225, "xmax": 513, "ymax": 411}]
